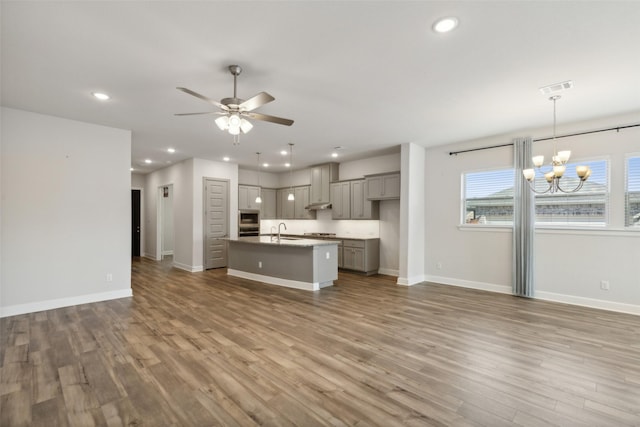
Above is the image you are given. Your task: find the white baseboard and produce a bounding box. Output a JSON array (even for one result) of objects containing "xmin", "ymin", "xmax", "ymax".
[
  {"xmin": 0, "ymin": 288, "xmax": 133, "ymax": 318},
  {"xmin": 425, "ymin": 275, "xmax": 512, "ymax": 294},
  {"xmin": 173, "ymin": 261, "xmax": 203, "ymax": 273},
  {"xmin": 378, "ymin": 268, "xmax": 399, "ymax": 277},
  {"xmin": 396, "ymin": 274, "xmax": 426, "ymax": 286},
  {"xmin": 425, "ymin": 275, "xmax": 639, "ymax": 315},
  {"xmin": 535, "ymin": 291, "xmax": 640, "ymax": 316},
  {"xmin": 143, "ymin": 253, "xmax": 158, "ymax": 261},
  {"xmin": 227, "ymin": 268, "xmax": 330, "ymax": 291}
]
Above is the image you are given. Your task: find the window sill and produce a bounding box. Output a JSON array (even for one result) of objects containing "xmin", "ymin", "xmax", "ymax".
[{"xmin": 457, "ymin": 224, "xmax": 640, "ymax": 237}]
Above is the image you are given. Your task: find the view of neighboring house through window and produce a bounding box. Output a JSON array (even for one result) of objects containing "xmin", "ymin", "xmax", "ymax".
[
  {"xmin": 463, "ymin": 168, "xmax": 514, "ymax": 225},
  {"xmin": 534, "ymin": 159, "xmax": 608, "ymax": 226},
  {"xmin": 626, "ymin": 155, "xmax": 640, "ymax": 227},
  {"xmin": 462, "ymin": 159, "xmax": 609, "ymax": 227}
]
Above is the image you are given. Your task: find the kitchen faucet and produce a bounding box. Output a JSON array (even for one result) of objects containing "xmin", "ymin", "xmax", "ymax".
[
  {"xmin": 277, "ymin": 222, "xmax": 287, "ymax": 242},
  {"xmin": 270, "ymin": 226, "xmax": 277, "ymax": 241}
]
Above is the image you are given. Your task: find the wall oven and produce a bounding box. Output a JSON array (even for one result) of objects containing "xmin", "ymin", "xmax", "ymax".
[{"xmin": 239, "ymin": 210, "xmax": 260, "ymax": 237}]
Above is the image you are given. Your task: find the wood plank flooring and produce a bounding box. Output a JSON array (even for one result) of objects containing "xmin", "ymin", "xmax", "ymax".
[{"xmin": 2, "ymin": 257, "xmax": 640, "ymax": 426}]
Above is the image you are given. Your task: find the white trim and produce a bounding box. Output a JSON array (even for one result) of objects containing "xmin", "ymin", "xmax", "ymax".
[
  {"xmin": 425, "ymin": 275, "xmax": 512, "ymax": 294},
  {"xmin": 424, "ymin": 275, "xmax": 640, "ymax": 316},
  {"xmin": 458, "ymin": 225, "xmax": 513, "ymax": 232},
  {"xmin": 535, "ymin": 227, "xmax": 640, "ymax": 237},
  {"xmin": 534, "ymin": 291, "xmax": 640, "ymax": 316},
  {"xmin": 162, "ymin": 250, "xmax": 174, "ymax": 256},
  {"xmin": 396, "ymin": 274, "xmax": 426, "ymax": 286},
  {"xmin": 227, "ymin": 268, "xmax": 332, "ymax": 291},
  {"xmin": 173, "ymin": 261, "xmax": 203, "ymax": 273},
  {"xmin": 0, "ymin": 289, "xmax": 133, "ymax": 318},
  {"xmin": 378, "ymin": 268, "xmax": 399, "ymax": 277}
]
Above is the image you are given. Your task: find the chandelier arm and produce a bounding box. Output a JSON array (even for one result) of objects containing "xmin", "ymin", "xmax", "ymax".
[
  {"xmin": 555, "ymin": 179, "xmax": 585, "ymax": 194},
  {"xmin": 526, "ymin": 180, "xmax": 552, "ymax": 195}
]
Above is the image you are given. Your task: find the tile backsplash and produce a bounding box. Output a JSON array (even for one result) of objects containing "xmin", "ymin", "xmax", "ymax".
[{"xmin": 260, "ymin": 210, "xmax": 379, "ymax": 237}]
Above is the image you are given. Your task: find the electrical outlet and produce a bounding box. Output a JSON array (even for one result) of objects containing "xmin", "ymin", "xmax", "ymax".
[
  {"xmin": 258, "ymin": 261, "xmax": 262, "ymax": 268},
  {"xmin": 106, "ymin": 273, "xmax": 113, "ymax": 282},
  {"xmin": 326, "ymin": 252, "xmax": 330, "ymax": 260},
  {"xmin": 600, "ymin": 280, "xmax": 610, "ymax": 291},
  {"xmin": 436, "ymin": 262, "xmax": 443, "ymax": 270}
]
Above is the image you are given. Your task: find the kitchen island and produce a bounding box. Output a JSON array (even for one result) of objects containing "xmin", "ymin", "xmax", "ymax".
[{"xmin": 227, "ymin": 236, "xmax": 339, "ymax": 291}]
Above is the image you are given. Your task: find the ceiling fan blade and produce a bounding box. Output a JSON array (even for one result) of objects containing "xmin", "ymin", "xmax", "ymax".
[
  {"xmin": 176, "ymin": 87, "xmax": 228, "ymax": 110},
  {"xmin": 239, "ymin": 92, "xmax": 275, "ymax": 112},
  {"xmin": 174, "ymin": 112, "xmax": 217, "ymax": 116},
  {"xmin": 245, "ymin": 112, "xmax": 294, "ymax": 126}
]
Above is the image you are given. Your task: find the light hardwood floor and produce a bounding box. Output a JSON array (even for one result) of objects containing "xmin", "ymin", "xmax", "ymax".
[{"xmin": 1, "ymin": 257, "xmax": 639, "ymax": 426}]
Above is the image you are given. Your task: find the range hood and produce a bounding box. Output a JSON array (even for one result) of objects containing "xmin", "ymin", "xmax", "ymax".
[{"xmin": 305, "ymin": 202, "xmax": 332, "ymax": 210}]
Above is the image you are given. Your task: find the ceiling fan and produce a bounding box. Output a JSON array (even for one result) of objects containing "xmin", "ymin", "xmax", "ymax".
[{"xmin": 176, "ymin": 65, "xmax": 294, "ymax": 139}]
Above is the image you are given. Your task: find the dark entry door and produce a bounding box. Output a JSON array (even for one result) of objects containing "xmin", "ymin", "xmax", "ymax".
[{"xmin": 131, "ymin": 189, "xmax": 141, "ymax": 257}]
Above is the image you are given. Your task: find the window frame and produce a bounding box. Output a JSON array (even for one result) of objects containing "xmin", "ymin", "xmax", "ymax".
[
  {"xmin": 460, "ymin": 166, "xmax": 515, "ymax": 228},
  {"xmin": 625, "ymin": 153, "xmax": 640, "ymax": 229}
]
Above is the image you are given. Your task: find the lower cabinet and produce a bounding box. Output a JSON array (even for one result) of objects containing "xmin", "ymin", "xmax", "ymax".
[{"xmin": 340, "ymin": 238, "xmax": 379, "ymax": 275}]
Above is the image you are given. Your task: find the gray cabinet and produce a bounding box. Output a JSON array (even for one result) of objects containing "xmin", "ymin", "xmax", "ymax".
[
  {"xmin": 341, "ymin": 239, "xmax": 379, "ymax": 275},
  {"xmin": 311, "ymin": 163, "xmax": 339, "ymax": 204},
  {"xmin": 331, "ymin": 179, "xmax": 379, "ymax": 220},
  {"xmin": 277, "ymin": 186, "xmax": 315, "ymax": 219},
  {"xmin": 351, "ymin": 179, "xmax": 379, "ymax": 219},
  {"xmin": 366, "ymin": 173, "xmax": 400, "ymax": 200},
  {"xmin": 294, "ymin": 186, "xmax": 316, "ymax": 219},
  {"xmin": 260, "ymin": 188, "xmax": 277, "ymax": 219},
  {"xmin": 277, "ymin": 188, "xmax": 295, "ymax": 219},
  {"xmin": 238, "ymin": 185, "xmax": 261, "ymax": 210},
  {"xmin": 330, "ymin": 181, "xmax": 351, "ymax": 219}
]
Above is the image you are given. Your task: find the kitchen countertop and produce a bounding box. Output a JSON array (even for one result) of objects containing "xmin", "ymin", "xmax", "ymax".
[
  {"xmin": 231, "ymin": 236, "xmax": 339, "ymax": 247},
  {"xmin": 281, "ymin": 233, "xmax": 380, "ymax": 241}
]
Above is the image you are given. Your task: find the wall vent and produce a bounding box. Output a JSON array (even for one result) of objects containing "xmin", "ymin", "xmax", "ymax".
[{"xmin": 539, "ymin": 80, "xmax": 573, "ymax": 95}]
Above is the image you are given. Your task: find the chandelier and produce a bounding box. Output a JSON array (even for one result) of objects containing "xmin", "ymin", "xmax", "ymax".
[{"xmin": 523, "ymin": 95, "xmax": 591, "ymax": 194}]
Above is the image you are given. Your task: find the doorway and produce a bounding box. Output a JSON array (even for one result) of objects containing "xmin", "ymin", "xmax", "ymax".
[
  {"xmin": 203, "ymin": 178, "xmax": 229, "ymax": 269},
  {"xmin": 131, "ymin": 189, "xmax": 141, "ymax": 257}
]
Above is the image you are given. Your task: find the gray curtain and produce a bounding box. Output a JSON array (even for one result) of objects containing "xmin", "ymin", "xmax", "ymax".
[{"xmin": 513, "ymin": 137, "xmax": 535, "ymax": 297}]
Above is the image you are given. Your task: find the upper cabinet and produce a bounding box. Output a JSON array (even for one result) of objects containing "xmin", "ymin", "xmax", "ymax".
[
  {"xmin": 365, "ymin": 172, "xmax": 400, "ymax": 200},
  {"xmin": 351, "ymin": 179, "xmax": 379, "ymax": 219},
  {"xmin": 310, "ymin": 163, "xmax": 339, "ymax": 204},
  {"xmin": 260, "ymin": 188, "xmax": 277, "ymax": 219},
  {"xmin": 330, "ymin": 181, "xmax": 351, "ymax": 220},
  {"xmin": 294, "ymin": 186, "xmax": 316, "ymax": 219},
  {"xmin": 238, "ymin": 185, "xmax": 262, "ymax": 210}
]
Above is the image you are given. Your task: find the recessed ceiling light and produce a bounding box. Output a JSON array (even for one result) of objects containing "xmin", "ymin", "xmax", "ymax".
[
  {"xmin": 167, "ymin": 148, "xmax": 176, "ymax": 153},
  {"xmin": 144, "ymin": 159, "xmax": 152, "ymax": 164},
  {"xmin": 223, "ymin": 156, "xmax": 230, "ymax": 162},
  {"xmin": 263, "ymin": 163, "xmax": 269, "ymax": 168},
  {"xmin": 280, "ymin": 150, "xmax": 288, "ymax": 156},
  {"xmin": 130, "ymin": 167, "xmax": 134, "ymax": 171},
  {"xmin": 433, "ymin": 17, "xmax": 458, "ymax": 33},
  {"xmin": 92, "ymin": 92, "xmax": 110, "ymax": 101},
  {"xmin": 285, "ymin": 162, "xmax": 291, "ymax": 167},
  {"xmin": 331, "ymin": 152, "xmax": 339, "ymax": 158}
]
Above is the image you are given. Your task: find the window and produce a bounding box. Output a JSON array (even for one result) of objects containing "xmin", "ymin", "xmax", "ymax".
[
  {"xmin": 626, "ymin": 156, "xmax": 640, "ymax": 227},
  {"xmin": 463, "ymin": 168, "xmax": 514, "ymax": 225},
  {"xmin": 462, "ymin": 159, "xmax": 609, "ymax": 227},
  {"xmin": 534, "ymin": 159, "xmax": 608, "ymax": 226}
]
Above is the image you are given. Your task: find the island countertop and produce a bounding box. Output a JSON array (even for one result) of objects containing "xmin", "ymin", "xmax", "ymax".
[{"xmin": 230, "ymin": 236, "xmax": 339, "ymax": 247}]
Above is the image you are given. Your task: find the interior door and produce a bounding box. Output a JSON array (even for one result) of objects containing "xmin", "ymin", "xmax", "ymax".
[
  {"xmin": 204, "ymin": 179, "xmax": 229, "ymax": 269},
  {"xmin": 131, "ymin": 189, "xmax": 141, "ymax": 257}
]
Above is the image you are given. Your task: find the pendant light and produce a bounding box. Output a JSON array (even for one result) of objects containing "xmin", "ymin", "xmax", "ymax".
[
  {"xmin": 255, "ymin": 152, "xmax": 262, "ymax": 204},
  {"xmin": 288, "ymin": 143, "xmax": 295, "ymax": 201}
]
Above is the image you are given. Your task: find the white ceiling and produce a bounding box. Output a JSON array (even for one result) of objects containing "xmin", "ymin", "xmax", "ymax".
[{"xmin": 2, "ymin": 1, "xmax": 640, "ymax": 174}]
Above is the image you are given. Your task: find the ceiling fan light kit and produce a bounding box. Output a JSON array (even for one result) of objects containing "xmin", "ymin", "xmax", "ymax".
[{"xmin": 176, "ymin": 64, "xmax": 293, "ymax": 144}]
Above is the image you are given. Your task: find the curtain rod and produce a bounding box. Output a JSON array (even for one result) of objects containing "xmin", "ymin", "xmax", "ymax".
[{"xmin": 448, "ymin": 123, "xmax": 640, "ymax": 156}]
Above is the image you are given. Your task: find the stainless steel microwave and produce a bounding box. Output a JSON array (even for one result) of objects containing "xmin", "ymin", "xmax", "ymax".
[{"xmin": 239, "ymin": 210, "xmax": 260, "ymax": 236}]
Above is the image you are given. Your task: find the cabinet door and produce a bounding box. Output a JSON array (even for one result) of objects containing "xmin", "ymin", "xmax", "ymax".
[
  {"xmin": 294, "ymin": 186, "xmax": 315, "ymax": 219},
  {"xmin": 342, "ymin": 246, "xmax": 355, "ymax": 270},
  {"xmin": 247, "ymin": 186, "xmax": 261, "ymax": 210},
  {"xmin": 260, "ymin": 188, "xmax": 277, "ymax": 219},
  {"xmin": 337, "ymin": 243, "xmax": 343, "ymax": 268},
  {"xmin": 238, "ymin": 185, "xmax": 249, "ymax": 210},
  {"xmin": 366, "ymin": 174, "xmax": 400, "ymax": 200},
  {"xmin": 382, "ymin": 174, "xmax": 401, "ymax": 199},
  {"xmin": 351, "ymin": 248, "xmax": 365, "ymax": 271},
  {"xmin": 278, "ymin": 189, "xmax": 294, "ymax": 219},
  {"xmin": 331, "ymin": 182, "xmax": 350, "ymax": 219},
  {"xmin": 351, "ymin": 179, "xmax": 378, "ymax": 219},
  {"xmin": 311, "ymin": 166, "xmax": 325, "ymax": 203}
]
